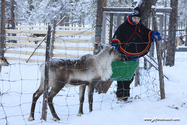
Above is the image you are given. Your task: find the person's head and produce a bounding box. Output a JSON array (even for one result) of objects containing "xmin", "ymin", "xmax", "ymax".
[{"xmin": 131, "ymin": 7, "xmax": 141, "ymax": 24}]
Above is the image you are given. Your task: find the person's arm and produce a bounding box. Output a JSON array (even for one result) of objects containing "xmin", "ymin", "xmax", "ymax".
[
  {"xmin": 141, "ymin": 24, "xmax": 162, "ymax": 42},
  {"xmin": 110, "ymin": 25, "xmax": 122, "ymax": 52}
]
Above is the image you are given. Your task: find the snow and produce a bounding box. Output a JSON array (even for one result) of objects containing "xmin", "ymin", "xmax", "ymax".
[
  {"xmin": 0, "ymin": 51, "xmax": 187, "ymax": 125},
  {"xmin": 135, "ymin": 0, "xmax": 142, "ymax": 7}
]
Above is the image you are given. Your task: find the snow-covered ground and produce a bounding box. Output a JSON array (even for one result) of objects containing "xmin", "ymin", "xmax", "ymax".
[{"xmin": 0, "ymin": 51, "xmax": 187, "ymax": 125}]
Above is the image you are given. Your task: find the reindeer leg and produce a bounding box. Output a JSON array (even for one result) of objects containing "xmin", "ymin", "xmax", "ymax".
[
  {"xmin": 88, "ymin": 80, "xmax": 97, "ymax": 112},
  {"xmin": 48, "ymin": 86, "xmax": 63, "ymax": 121},
  {"xmin": 28, "ymin": 82, "xmax": 44, "ymax": 121},
  {"xmin": 78, "ymin": 85, "xmax": 86, "ymax": 116}
]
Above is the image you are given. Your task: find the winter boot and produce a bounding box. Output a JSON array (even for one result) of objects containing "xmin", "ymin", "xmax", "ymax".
[{"xmin": 116, "ymin": 75, "xmax": 134, "ymax": 101}]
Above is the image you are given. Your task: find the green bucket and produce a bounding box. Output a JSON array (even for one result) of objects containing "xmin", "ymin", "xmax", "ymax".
[{"xmin": 110, "ymin": 60, "xmax": 139, "ymax": 81}]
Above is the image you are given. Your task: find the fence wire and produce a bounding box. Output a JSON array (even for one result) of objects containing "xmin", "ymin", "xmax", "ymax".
[
  {"xmin": 0, "ymin": 62, "xmax": 160, "ymax": 125},
  {"xmin": 0, "ymin": 26, "xmax": 167, "ymax": 125}
]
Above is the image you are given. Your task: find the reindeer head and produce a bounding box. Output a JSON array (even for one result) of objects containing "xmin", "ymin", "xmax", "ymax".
[
  {"xmin": 98, "ymin": 44, "xmax": 121, "ymax": 61},
  {"xmin": 108, "ymin": 45, "xmax": 121, "ymax": 61}
]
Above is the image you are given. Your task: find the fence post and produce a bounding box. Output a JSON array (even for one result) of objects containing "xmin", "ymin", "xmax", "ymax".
[
  {"xmin": 185, "ymin": 26, "xmax": 187, "ymax": 46},
  {"xmin": 163, "ymin": 12, "xmax": 167, "ymax": 65},
  {"xmin": 109, "ymin": 13, "xmax": 113, "ymax": 42},
  {"xmin": 49, "ymin": 18, "xmax": 56, "ymax": 59},
  {"xmin": 101, "ymin": 11, "xmax": 106, "ymax": 44},
  {"xmin": 41, "ymin": 24, "xmax": 51, "ymax": 121},
  {"xmin": 135, "ymin": 59, "xmax": 140, "ymax": 87},
  {"xmin": 148, "ymin": 17, "xmax": 154, "ymax": 69},
  {"xmin": 152, "ymin": 10, "xmax": 165, "ymax": 99}
]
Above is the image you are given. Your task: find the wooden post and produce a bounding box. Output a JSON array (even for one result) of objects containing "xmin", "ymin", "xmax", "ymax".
[
  {"xmin": 101, "ymin": 11, "xmax": 106, "ymax": 44},
  {"xmin": 158, "ymin": 15, "xmax": 163, "ymax": 56},
  {"xmin": 41, "ymin": 24, "xmax": 51, "ymax": 121},
  {"xmin": 148, "ymin": 17, "xmax": 154, "ymax": 69},
  {"xmin": 124, "ymin": 14, "xmax": 128, "ymax": 22},
  {"xmin": 185, "ymin": 26, "xmax": 187, "ymax": 46},
  {"xmin": 135, "ymin": 59, "xmax": 140, "ymax": 87},
  {"xmin": 152, "ymin": 10, "xmax": 165, "ymax": 99},
  {"xmin": 109, "ymin": 13, "xmax": 113, "ymax": 42},
  {"xmin": 116, "ymin": 13, "xmax": 120, "ymax": 27},
  {"xmin": 163, "ymin": 12, "xmax": 167, "ymax": 65},
  {"xmin": 143, "ymin": 17, "xmax": 149, "ymax": 70},
  {"xmin": 159, "ymin": 15, "xmax": 163, "ymax": 37},
  {"xmin": 49, "ymin": 18, "xmax": 56, "ymax": 59}
]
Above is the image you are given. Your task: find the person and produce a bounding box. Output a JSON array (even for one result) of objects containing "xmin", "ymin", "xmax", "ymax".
[{"xmin": 110, "ymin": 7, "xmax": 162, "ymax": 101}]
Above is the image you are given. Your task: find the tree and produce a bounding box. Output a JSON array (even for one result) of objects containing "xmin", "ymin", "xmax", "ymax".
[
  {"xmin": 10, "ymin": 0, "xmax": 15, "ymax": 29},
  {"xmin": 14, "ymin": 0, "xmax": 33, "ymax": 24},
  {"xmin": 10, "ymin": 0, "xmax": 17, "ymax": 43},
  {"xmin": 165, "ymin": 0, "xmax": 178, "ymax": 66},
  {"xmin": 139, "ymin": 0, "xmax": 157, "ymax": 25},
  {"xmin": 0, "ymin": 0, "xmax": 5, "ymax": 72},
  {"xmin": 94, "ymin": 0, "xmax": 104, "ymax": 55},
  {"xmin": 28, "ymin": 0, "xmax": 34, "ymax": 13}
]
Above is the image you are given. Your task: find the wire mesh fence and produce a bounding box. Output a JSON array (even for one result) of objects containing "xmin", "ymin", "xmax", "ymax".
[
  {"xmin": 0, "ymin": 60, "xmax": 161, "ymax": 125},
  {"xmin": 1, "ymin": 0, "xmax": 187, "ymax": 124},
  {"xmin": 0, "ymin": 25, "xmax": 162, "ymax": 124}
]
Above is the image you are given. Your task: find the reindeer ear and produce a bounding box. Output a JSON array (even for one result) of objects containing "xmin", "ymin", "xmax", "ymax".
[
  {"xmin": 110, "ymin": 46, "xmax": 115, "ymax": 51},
  {"xmin": 109, "ymin": 46, "xmax": 115, "ymax": 55},
  {"xmin": 100, "ymin": 43, "xmax": 104, "ymax": 50}
]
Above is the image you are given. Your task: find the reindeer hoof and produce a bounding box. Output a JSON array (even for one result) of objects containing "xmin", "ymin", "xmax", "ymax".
[
  {"xmin": 53, "ymin": 117, "xmax": 60, "ymax": 121},
  {"xmin": 28, "ymin": 116, "xmax": 34, "ymax": 121},
  {"xmin": 77, "ymin": 113, "xmax": 83, "ymax": 116}
]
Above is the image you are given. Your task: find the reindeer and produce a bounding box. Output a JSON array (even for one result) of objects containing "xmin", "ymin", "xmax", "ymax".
[
  {"xmin": 28, "ymin": 44, "xmax": 121, "ymax": 121},
  {"xmin": 176, "ymin": 36, "xmax": 185, "ymax": 47},
  {"xmin": 161, "ymin": 36, "xmax": 185, "ymax": 60}
]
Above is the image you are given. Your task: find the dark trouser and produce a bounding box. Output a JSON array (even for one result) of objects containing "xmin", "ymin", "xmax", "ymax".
[{"xmin": 116, "ymin": 75, "xmax": 134, "ymax": 98}]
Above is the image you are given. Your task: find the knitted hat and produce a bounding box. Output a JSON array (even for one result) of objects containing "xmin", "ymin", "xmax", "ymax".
[{"xmin": 131, "ymin": 7, "xmax": 142, "ymax": 18}]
